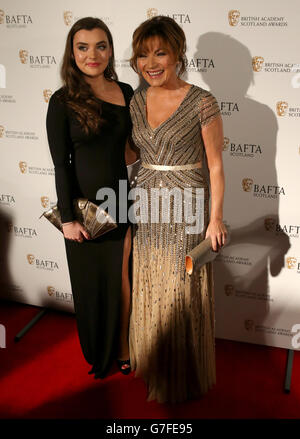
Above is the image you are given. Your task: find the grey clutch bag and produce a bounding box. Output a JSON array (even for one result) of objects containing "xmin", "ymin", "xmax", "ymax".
[
  {"xmin": 40, "ymin": 198, "xmax": 117, "ymax": 240},
  {"xmin": 185, "ymin": 230, "xmax": 229, "ymax": 275}
]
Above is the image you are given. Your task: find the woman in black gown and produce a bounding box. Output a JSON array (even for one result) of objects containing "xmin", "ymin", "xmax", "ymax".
[{"xmin": 46, "ymin": 17, "xmax": 134, "ymax": 378}]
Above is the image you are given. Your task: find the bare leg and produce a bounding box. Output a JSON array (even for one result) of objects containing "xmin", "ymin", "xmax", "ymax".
[{"xmin": 118, "ymin": 226, "xmax": 132, "ymax": 369}]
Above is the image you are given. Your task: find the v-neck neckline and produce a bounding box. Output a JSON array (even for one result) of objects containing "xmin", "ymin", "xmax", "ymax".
[{"xmin": 144, "ymin": 84, "xmax": 194, "ymax": 132}]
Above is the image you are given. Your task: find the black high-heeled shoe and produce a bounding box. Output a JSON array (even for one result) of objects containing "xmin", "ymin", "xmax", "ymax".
[
  {"xmin": 116, "ymin": 359, "xmax": 131, "ymax": 375},
  {"xmin": 94, "ymin": 371, "xmax": 106, "ymax": 379}
]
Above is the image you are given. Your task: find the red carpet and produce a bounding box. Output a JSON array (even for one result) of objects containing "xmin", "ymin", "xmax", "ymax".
[{"xmin": 0, "ymin": 300, "xmax": 299, "ymax": 419}]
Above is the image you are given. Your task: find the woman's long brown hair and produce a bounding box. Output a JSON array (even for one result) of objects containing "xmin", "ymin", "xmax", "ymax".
[{"xmin": 60, "ymin": 17, "xmax": 118, "ymax": 134}]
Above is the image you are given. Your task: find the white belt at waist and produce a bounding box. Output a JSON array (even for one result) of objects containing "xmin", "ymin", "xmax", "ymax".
[{"xmin": 141, "ymin": 161, "xmax": 202, "ymax": 171}]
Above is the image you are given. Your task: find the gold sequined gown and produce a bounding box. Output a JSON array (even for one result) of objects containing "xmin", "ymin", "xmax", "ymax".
[{"xmin": 129, "ymin": 85, "xmax": 221, "ymax": 403}]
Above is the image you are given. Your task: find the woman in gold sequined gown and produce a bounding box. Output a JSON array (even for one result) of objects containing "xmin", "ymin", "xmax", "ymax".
[{"xmin": 128, "ymin": 16, "xmax": 227, "ymax": 403}]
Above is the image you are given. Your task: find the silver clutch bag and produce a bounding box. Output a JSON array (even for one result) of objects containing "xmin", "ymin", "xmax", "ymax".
[
  {"xmin": 40, "ymin": 198, "xmax": 117, "ymax": 240},
  {"xmin": 185, "ymin": 230, "xmax": 230, "ymax": 275}
]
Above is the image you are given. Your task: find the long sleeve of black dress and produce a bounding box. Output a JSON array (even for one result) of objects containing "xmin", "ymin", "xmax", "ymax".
[{"xmin": 46, "ymin": 92, "xmax": 75, "ymax": 223}]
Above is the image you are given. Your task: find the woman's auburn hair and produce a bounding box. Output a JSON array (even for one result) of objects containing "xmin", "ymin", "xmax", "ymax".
[
  {"xmin": 60, "ymin": 17, "xmax": 118, "ymax": 134},
  {"xmin": 130, "ymin": 16, "xmax": 187, "ymax": 77}
]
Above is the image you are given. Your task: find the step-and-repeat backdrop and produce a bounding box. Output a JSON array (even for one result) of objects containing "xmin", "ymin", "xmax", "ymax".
[{"xmin": 0, "ymin": 0, "xmax": 299, "ymax": 351}]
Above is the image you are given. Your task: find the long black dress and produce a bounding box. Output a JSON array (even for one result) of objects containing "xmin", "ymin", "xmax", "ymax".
[{"xmin": 46, "ymin": 81, "xmax": 133, "ymax": 377}]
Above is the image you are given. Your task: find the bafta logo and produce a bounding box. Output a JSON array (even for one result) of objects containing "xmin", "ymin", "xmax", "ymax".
[
  {"xmin": 244, "ymin": 319, "xmax": 254, "ymax": 331},
  {"xmin": 224, "ymin": 284, "xmax": 235, "ymax": 296},
  {"xmin": 0, "ymin": 9, "xmax": 4, "ymax": 25},
  {"xmin": 47, "ymin": 286, "xmax": 55, "ymax": 296},
  {"xmin": 19, "ymin": 161, "xmax": 27, "ymax": 174},
  {"xmin": 228, "ymin": 10, "xmax": 240, "ymax": 26},
  {"xmin": 223, "ymin": 137, "xmax": 230, "ymax": 151},
  {"xmin": 0, "ymin": 125, "xmax": 5, "ymax": 138},
  {"xmin": 41, "ymin": 196, "xmax": 49, "ymax": 209},
  {"xmin": 19, "ymin": 49, "xmax": 29, "ymax": 64},
  {"xmin": 43, "ymin": 89, "xmax": 52, "ymax": 103},
  {"xmin": 147, "ymin": 8, "xmax": 158, "ymax": 19},
  {"xmin": 63, "ymin": 11, "xmax": 73, "ymax": 26},
  {"xmin": 286, "ymin": 257, "xmax": 297, "ymax": 269},
  {"xmin": 264, "ymin": 217, "xmax": 275, "ymax": 232},
  {"xmin": 242, "ymin": 178, "xmax": 253, "ymax": 192},
  {"xmin": 276, "ymin": 101, "xmax": 288, "ymax": 116},
  {"xmin": 27, "ymin": 254, "xmax": 35, "ymax": 265},
  {"xmin": 252, "ymin": 56, "xmax": 264, "ymax": 72}
]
